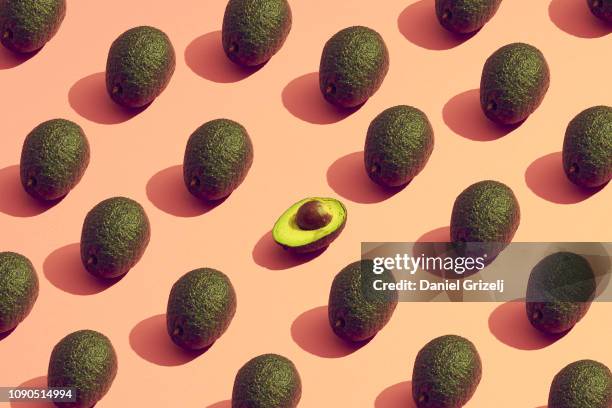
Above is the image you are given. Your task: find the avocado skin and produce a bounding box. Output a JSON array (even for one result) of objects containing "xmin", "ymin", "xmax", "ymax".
[
  {"xmin": 0, "ymin": 0, "xmax": 66, "ymax": 53},
  {"xmin": 328, "ymin": 259, "xmax": 398, "ymax": 342},
  {"xmin": 183, "ymin": 119, "xmax": 254, "ymax": 201},
  {"xmin": 562, "ymin": 106, "xmax": 612, "ymax": 188},
  {"xmin": 232, "ymin": 353, "xmax": 301, "ymax": 408},
  {"xmin": 526, "ymin": 252, "xmax": 596, "ymax": 335},
  {"xmin": 80, "ymin": 197, "xmax": 151, "ymax": 279},
  {"xmin": 222, "ymin": 0, "xmax": 292, "ymax": 67},
  {"xmin": 412, "ymin": 335, "xmax": 482, "ymax": 408},
  {"xmin": 167, "ymin": 268, "xmax": 237, "ymax": 351},
  {"xmin": 319, "ymin": 26, "xmax": 389, "ymax": 109},
  {"xmin": 0, "ymin": 252, "xmax": 38, "ymax": 333},
  {"xmin": 480, "ymin": 43, "xmax": 550, "ymax": 125},
  {"xmin": 435, "ymin": 0, "xmax": 502, "ymax": 34},
  {"xmin": 587, "ymin": 0, "xmax": 612, "ymax": 23},
  {"xmin": 20, "ymin": 119, "xmax": 90, "ymax": 202},
  {"xmin": 549, "ymin": 360, "xmax": 612, "ymax": 408},
  {"xmin": 365, "ymin": 105, "xmax": 434, "ymax": 188},
  {"xmin": 48, "ymin": 330, "xmax": 117, "ymax": 408},
  {"xmin": 106, "ymin": 26, "xmax": 175, "ymax": 108},
  {"xmin": 450, "ymin": 180, "xmax": 520, "ymax": 259}
]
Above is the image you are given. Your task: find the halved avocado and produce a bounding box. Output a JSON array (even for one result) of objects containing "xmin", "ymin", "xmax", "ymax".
[{"xmin": 273, "ymin": 197, "xmax": 347, "ymax": 254}]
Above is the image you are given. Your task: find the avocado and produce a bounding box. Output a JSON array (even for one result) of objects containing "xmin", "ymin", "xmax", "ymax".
[
  {"xmin": 549, "ymin": 360, "xmax": 612, "ymax": 408},
  {"xmin": 106, "ymin": 26, "xmax": 175, "ymax": 108},
  {"xmin": 183, "ymin": 119, "xmax": 254, "ymax": 201},
  {"xmin": 412, "ymin": 335, "xmax": 482, "ymax": 408},
  {"xmin": 328, "ymin": 259, "xmax": 398, "ymax": 342},
  {"xmin": 319, "ymin": 26, "xmax": 389, "ymax": 108},
  {"xmin": 450, "ymin": 180, "xmax": 520, "ymax": 260},
  {"xmin": 562, "ymin": 106, "xmax": 612, "ymax": 188},
  {"xmin": 435, "ymin": 0, "xmax": 502, "ymax": 34},
  {"xmin": 0, "ymin": 0, "xmax": 66, "ymax": 53},
  {"xmin": 222, "ymin": 0, "xmax": 292, "ymax": 67},
  {"xmin": 232, "ymin": 353, "xmax": 301, "ymax": 408},
  {"xmin": 48, "ymin": 330, "xmax": 118, "ymax": 408},
  {"xmin": 272, "ymin": 197, "xmax": 346, "ymax": 254},
  {"xmin": 526, "ymin": 252, "xmax": 596, "ymax": 335},
  {"xmin": 80, "ymin": 197, "xmax": 151, "ymax": 279},
  {"xmin": 364, "ymin": 105, "xmax": 435, "ymax": 188},
  {"xmin": 480, "ymin": 43, "xmax": 550, "ymax": 125},
  {"xmin": 167, "ymin": 268, "xmax": 237, "ymax": 351},
  {"xmin": 587, "ymin": 0, "xmax": 612, "ymax": 23},
  {"xmin": 0, "ymin": 252, "xmax": 38, "ymax": 333},
  {"xmin": 20, "ymin": 119, "xmax": 90, "ymax": 202}
]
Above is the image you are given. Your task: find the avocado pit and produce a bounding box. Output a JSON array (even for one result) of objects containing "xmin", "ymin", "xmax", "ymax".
[{"xmin": 296, "ymin": 200, "xmax": 332, "ymax": 230}]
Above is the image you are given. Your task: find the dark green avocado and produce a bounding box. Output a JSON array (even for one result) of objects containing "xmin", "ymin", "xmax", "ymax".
[
  {"xmin": 167, "ymin": 268, "xmax": 237, "ymax": 351},
  {"xmin": 526, "ymin": 252, "xmax": 596, "ymax": 335},
  {"xmin": 0, "ymin": 252, "xmax": 38, "ymax": 333},
  {"xmin": 80, "ymin": 197, "xmax": 151, "ymax": 279},
  {"xmin": 328, "ymin": 259, "xmax": 398, "ymax": 342},
  {"xmin": 549, "ymin": 360, "xmax": 612, "ymax": 408},
  {"xmin": 319, "ymin": 26, "xmax": 389, "ymax": 108},
  {"xmin": 0, "ymin": 0, "xmax": 66, "ymax": 53},
  {"xmin": 20, "ymin": 119, "xmax": 90, "ymax": 202},
  {"xmin": 232, "ymin": 353, "xmax": 301, "ymax": 408},
  {"xmin": 412, "ymin": 335, "xmax": 482, "ymax": 408},
  {"xmin": 435, "ymin": 0, "xmax": 503, "ymax": 34},
  {"xmin": 183, "ymin": 119, "xmax": 254, "ymax": 201},
  {"xmin": 364, "ymin": 105, "xmax": 434, "ymax": 188},
  {"xmin": 47, "ymin": 329, "xmax": 118, "ymax": 408},
  {"xmin": 480, "ymin": 42, "xmax": 550, "ymax": 125},
  {"xmin": 222, "ymin": 0, "xmax": 292, "ymax": 67},
  {"xmin": 106, "ymin": 26, "xmax": 176, "ymax": 108},
  {"xmin": 562, "ymin": 105, "xmax": 612, "ymax": 188},
  {"xmin": 272, "ymin": 197, "xmax": 347, "ymax": 254},
  {"xmin": 587, "ymin": 0, "xmax": 612, "ymax": 23}
]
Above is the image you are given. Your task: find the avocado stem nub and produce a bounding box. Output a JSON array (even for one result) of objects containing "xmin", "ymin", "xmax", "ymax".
[
  {"xmin": 2, "ymin": 29, "xmax": 11, "ymax": 40},
  {"xmin": 26, "ymin": 177, "xmax": 36, "ymax": 187},
  {"xmin": 569, "ymin": 164, "xmax": 578, "ymax": 174},
  {"xmin": 190, "ymin": 176, "xmax": 200, "ymax": 188},
  {"xmin": 325, "ymin": 83, "xmax": 336, "ymax": 95},
  {"xmin": 112, "ymin": 84, "xmax": 122, "ymax": 95},
  {"xmin": 418, "ymin": 393, "xmax": 428, "ymax": 403},
  {"xmin": 229, "ymin": 42, "xmax": 238, "ymax": 53},
  {"xmin": 87, "ymin": 255, "xmax": 97, "ymax": 266},
  {"xmin": 442, "ymin": 9, "xmax": 452, "ymax": 21},
  {"xmin": 172, "ymin": 325, "xmax": 183, "ymax": 337},
  {"xmin": 532, "ymin": 310, "xmax": 543, "ymax": 321},
  {"xmin": 486, "ymin": 100, "xmax": 497, "ymax": 112},
  {"xmin": 334, "ymin": 318, "xmax": 345, "ymax": 328}
]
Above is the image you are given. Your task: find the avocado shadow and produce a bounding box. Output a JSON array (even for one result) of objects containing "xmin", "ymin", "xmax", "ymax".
[
  {"xmin": 282, "ymin": 72, "xmax": 362, "ymax": 125},
  {"xmin": 327, "ymin": 152, "xmax": 406, "ymax": 204},
  {"xmin": 291, "ymin": 306, "xmax": 372, "ymax": 358},
  {"xmin": 0, "ymin": 165, "xmax": 62, "ymax": 217},
  {"xmin": 129, "ymin": 314, "xmax": 208, "ymax": 366},
  {"xmin": 0, "ymin": 46, "xmax": 39, "ymax": 69},
  {"xmin": 549, "ymin": 0, "xmax": 611, "ymax": 38},
  {"xmin": 185, "ymin": 31, "xmax": 264, "ymax": 83},
  {"xmin": 207, "ymin": 401, "xmax": 231, "ymax": 408},
  {"xmin": 488, "ymin": 300, "xmax": 567, "ymax": 350},
  {"xmin": 416, "ymin": 226, "xmax": 451, "ymax": 243},
  {"xmin": 146, "ymin": 165, "xmax": 226, "ymax": 217},
  {"xmin": 68, "ymin": 72, "xmax": 148, "ymax": 125},
  {"xmin": 252, "ymin": 231, "xmax": 327, "ymax": 270},
  {"xmin": 375, "ymin": 381, "xmax": 415, "ymax": 408},
  {"xmin": 443, "ymin": 89, "xmax": 524, "ymax": 141},
  {"xmin": 397, "ymin": 0, "xmax": 476, "ymax": 50},
  {"xmin": 9, "ymin": 376, "xmax": 53, "ymax": 408},
  {"xmin": 525, "ymin": 152, "xmax": 606, "ymax": 204},
  {"xmin": 43, "ymin": 243, "xmax": 124, "ymax": 296}
]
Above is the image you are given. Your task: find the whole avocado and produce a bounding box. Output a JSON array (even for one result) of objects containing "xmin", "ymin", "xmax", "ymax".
[
  {"xmin": 364, "ymin": 105, "xmax": 434, "ymax": 188},
  {"xmin": 412, "ymin": 335, "xmax": 482, "ymax": 408},
  {"xmin": 20, "ymin": 119, "xmax": 90, "ymax": 202},
  {"xmin": 0, "ymin": 0, "xmax": 66, "ymax": 53},
  {"xmin": 222, "ymin": 0, "xmax": 292, "ymax": 67},
  {"xmin": 562, "ymin": 106, "xmax": 612, "ymax": 188},
  {"xmin": 106, "ymin": 26, "xmax": 176, "ymax": 108},
  {"xmin": 328, "ymin": 259, "xmax": 398, "ymax": 342},
  {"xmin": 167, "ymin": 268, "xmax": 237, "ymax": 351},
  {"xmin": 0, "ymin": 252, "xmax": 38, "ymax": 333},
  {"xmin": 435, "ymin": 0, "xmax": 503, "ymax": 34},
  {"xmin": 319, "ymin": 26, "xmax": 389, "ymax": 108},
  {"xmin": 48, "ymin": 330, "xmax": 118, "ymax": 408},
  {"xmin": 526, "ymin": 252, "xmax": 596, "ymax": 335},
  {"xmin": 480, "ymin": 43, "xmax": 550, "ymax": 125},
  {"xmin": 183, "ymin": 119, "xmax": 254, "ymax": 201},
  {"xmin": 587, "ymin": 0, "xmax": 612, "ymax": 23},
  {"xmin": 549, "ymin": 360, "xmax": 612, "ymax": 408},
  {"xmin": 232, "ymin": 353, "xmax": 301, "ymax": 408},
  {"xmin": 80, "ymin": 197, "xmax": 151, "ymax": 279}
]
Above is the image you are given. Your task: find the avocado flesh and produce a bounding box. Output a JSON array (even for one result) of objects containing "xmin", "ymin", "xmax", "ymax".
[
  {"xmin": 435, "ymin": 0, "xmax": 503, "ymax": 34},
  {"xmin": 587, "ymin": 0, "xmax": 612, "ymax": 23},
  {"xmin": 0, "ymin": 252, "xmax": 39, "ymax": 333},
  {"xmin": 272, "ymin": 197, "xmax": 346, "ymax": 253},
  {"xmin": 549, "ymin": 360, "xmax": 612, "ymax": 408}
]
